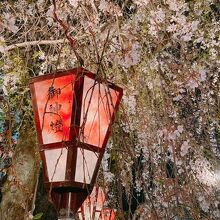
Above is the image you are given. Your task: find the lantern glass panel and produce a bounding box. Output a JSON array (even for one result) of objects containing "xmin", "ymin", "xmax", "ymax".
[
  {"xmin": 45, "ymin": 148, "xmax": 68, "ymax": 182},
  {"xmin": 34, "ymin": 74, "xmax": 75, "ymax": 144},
  {"xmin": 80, "ymin": 76, "xmax": 119, "ymax": 147},
  {"xmin": 75, "ymin": 148, "xmax": 99, "ymax": 184}
]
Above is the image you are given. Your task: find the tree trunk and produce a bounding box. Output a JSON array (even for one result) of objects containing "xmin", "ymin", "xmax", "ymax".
[{"xmin": 0, "ymin": 128, "xmax": 40, "ymax": 220}]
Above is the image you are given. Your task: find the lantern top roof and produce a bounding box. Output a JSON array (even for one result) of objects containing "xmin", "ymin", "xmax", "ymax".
[{"xmin": 29, "ymin": 67, "xmax": 123, "ymax": 93}]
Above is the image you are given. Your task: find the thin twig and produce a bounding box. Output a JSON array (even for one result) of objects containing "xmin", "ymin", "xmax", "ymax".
[{"xmin": 52, "ymin": 0, "xmax": 84, "ymax": 66}]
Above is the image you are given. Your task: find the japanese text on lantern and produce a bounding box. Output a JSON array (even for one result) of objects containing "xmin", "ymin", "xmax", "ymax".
[
  {"xmin": 34, "ymin": 75, "xmax": 75, "ymax": 144},
  {"xmin": 48, "ymin": 87, "xmax": 63, "ymax": 133}
]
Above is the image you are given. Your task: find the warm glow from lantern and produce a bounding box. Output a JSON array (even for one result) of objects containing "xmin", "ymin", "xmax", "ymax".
[
  {"xmin": 80, "ymin": 76, "xmax": 119, "ymax": 147},
  {"xmin": 34, "ymin": 74, "xmax": 75, "ymax": 144}
]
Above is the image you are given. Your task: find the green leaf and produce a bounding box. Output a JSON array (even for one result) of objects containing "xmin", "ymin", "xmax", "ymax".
[{"xmin": 33, "ymin": 213, "xmax": 43, "ymax": 220}]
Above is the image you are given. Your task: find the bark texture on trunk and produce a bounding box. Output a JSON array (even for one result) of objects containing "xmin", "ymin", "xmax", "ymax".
[{"xmin": 0, "ymin": 128, "xmax": 40, "ymax": 220}]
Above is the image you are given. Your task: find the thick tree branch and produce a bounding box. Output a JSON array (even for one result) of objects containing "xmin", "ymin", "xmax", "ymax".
[{"xmin": 3, "ymin": 39, "xmax": 65, "ymax": 51}]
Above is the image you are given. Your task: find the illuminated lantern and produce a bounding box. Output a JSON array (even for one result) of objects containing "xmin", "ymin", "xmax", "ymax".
[
  {"xmin": 29, "ymin": 68, "xmax": 123, "ymax": 218},
  {"xmin": 77, "ymin": 186, "xmax": 115, "ymax": 220},
  {"xmin": 100, "ymin": 208, "xmax": 116, "ymax": 220},
  {"xmin": 78, "ymin": 186, "xmax": 106, "ymax": 220}
]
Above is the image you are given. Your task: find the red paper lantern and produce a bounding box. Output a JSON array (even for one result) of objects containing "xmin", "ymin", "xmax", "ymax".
[
  {"xmin": 77, "ymin": 186, "xmax": 106, "ymax": 219},
  {"xmin": 77, "ymin": 186, "xmax": 115, "ymax": 220},
  {"xmin": 100, "ymin": 208, "xmax": 116, "ymax": 220},
  {"xmin": 29, "ymin": 68, "xmax": 123, "ymax": 218}
]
